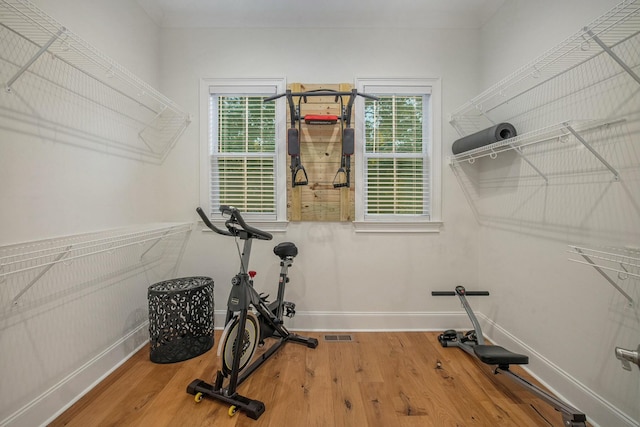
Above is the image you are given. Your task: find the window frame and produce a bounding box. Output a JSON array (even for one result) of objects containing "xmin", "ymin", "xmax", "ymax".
[
  {"xmin": 199, "ymin": 78, "xmax": 288, "ymax": 230},
  {"xmin": 354, "ymin": 78, "xmax": 442, "ymax": 233}
]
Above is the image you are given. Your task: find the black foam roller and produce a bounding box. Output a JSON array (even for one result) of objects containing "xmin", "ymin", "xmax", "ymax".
[{"xmin": 452, "ymin": 123, "xmax": 517, "ymax": 155}]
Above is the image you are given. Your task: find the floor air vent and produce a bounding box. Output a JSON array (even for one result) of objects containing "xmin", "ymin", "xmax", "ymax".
[{"xmin": 324, "ymin": 334, "xmax": 353, "ymax": 342}]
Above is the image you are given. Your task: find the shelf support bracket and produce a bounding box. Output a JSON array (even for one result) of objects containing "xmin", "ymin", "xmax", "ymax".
[
  {"xmin": 564, "ymin": 124, "xmax": 620, "ymax": 181},
  {"xmin": 138, "ymin": 106, "xmax": 168, "ymax": 153},
  {"xmin": 574, "ymin": 247, "xmax": 633, "ymax": 306},
  {"xmin": 5, "ymin": 28, "xmax": 66, "ymax": 92},
  {"xmin": 449, "ymin": 117, "xmax": 466, "ymax": 138},
  {"xmin": 471, "ymin": 101, "xmax": 497, "ymax": 127},
  {"xmin": 11, "ymin": 245, "xmax": 72, "ymax": 306},
  {"xmin": 510, "ymin": 144, "xmax": 549, "ymax": 183},
  {"xmin": 585, "ymin": 28, "xmax": 640, "ymax": 86},
  {"xmin": 140, "ymin": 229, "xmax": 171, "ymax": 260}
]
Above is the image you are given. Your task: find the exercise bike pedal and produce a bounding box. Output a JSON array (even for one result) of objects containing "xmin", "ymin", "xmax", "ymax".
[
  {"xmin": 283, "ymin": 301, "xmax": 296, "ymax": 318},
  {"xmin": 214, "ymin": 370, "xmax": 224, "ymax": 391}
]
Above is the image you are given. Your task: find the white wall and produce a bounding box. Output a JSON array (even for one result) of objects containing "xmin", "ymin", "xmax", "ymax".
[
  {"xmin": 0, "ymin": 7, "xmax": 484, "ymax": 426},
  {"xmin": 477, "ymin": 1, "xmax": 639, "ymax": 426},
  {"xmin": 159, "ymin": 25, "xmax": 481, "ymax": 325},
  {"xmin": 0, "ymin": 1, "xmax": 172, "ymax": 426},
  {"xmin": 3, "ymin": 1, "xmax": 636, "ymax": 426}
]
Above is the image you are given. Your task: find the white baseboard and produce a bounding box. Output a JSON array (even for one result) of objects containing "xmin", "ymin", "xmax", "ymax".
[
  {"xmin": 476, "ymin": 313, "xmax": 637, "ymax": 427},
  {"xmin": 214, "ymin": 309, "xmax": 471, "ymax": 332},
  {"xmin": 0, "ymin": 322, "xmax": 149, "ymax": 427}
]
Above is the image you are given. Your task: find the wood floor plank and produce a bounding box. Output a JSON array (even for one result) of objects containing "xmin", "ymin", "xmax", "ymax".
[
  {"xmin": 300, "ymin": 333, "xmax": 334, "ymax": 427},
  {"xmin": 49, "ymin": 331, "xmax": 588, "ymax": 427},
  {"xmin": 328, "ymin": 335, "xmax": 371, "ymax": 427}
]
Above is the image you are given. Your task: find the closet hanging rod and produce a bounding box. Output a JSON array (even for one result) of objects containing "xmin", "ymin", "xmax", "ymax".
[
  {"xmin": 0, "ymin": 225, "xmax": 185, "ymax": 266},
  {"xmin": 568, "ymin": 245, "xmax": 640, "ymax": 268},
  {"xmin": 0, "ymin": 225, "xmax": 192, "ymax": 278},
  {"xmin": 569, "ymin": 258, "xmax": 640, "ymax": 280}
]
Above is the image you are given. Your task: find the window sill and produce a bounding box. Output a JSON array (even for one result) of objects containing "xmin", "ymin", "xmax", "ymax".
[
  {"xmin": 353, "ymin": 221, "xmax": 443, "ymax": 233},
  {"xmin": 199, "ymin": 220, "xmax": 289, "ymax": 233}
]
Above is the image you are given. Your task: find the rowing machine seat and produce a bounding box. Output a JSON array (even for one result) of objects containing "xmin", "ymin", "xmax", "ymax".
[{"xmin": 474, "ymin": 345, "xmax": 528, "ymax": 366}]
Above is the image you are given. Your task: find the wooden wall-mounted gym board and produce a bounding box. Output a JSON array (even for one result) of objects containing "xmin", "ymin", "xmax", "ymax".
[{"xmin": 287, "ymin": 83, "xmax": 355, "ymax": 222}]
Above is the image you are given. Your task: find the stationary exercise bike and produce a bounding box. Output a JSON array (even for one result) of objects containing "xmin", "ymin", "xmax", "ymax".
[
  {"xmin": 187, "ymin": 206, "xmax": 318, "ymax": 419},
  {"xmin": 432, "ymin": 286, "xmax": 587, "ymax": 427}
]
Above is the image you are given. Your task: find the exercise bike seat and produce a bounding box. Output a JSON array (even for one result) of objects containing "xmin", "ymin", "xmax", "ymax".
[
  {"xmin": 274, "ymin": 242, "xmax": 298, "ymax": 259},
  {"xmin": 474, "ymin": 345, "xmax": 529, "ymax": 366}
]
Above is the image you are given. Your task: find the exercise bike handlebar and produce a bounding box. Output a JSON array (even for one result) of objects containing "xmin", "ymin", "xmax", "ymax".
[
  {"xmin": 196, "ymin": 207, "xmax": 233, "ymax": 236},
  {"xmin": 196, "ymin": 206, "xmax": 273, "ymax": 241}
]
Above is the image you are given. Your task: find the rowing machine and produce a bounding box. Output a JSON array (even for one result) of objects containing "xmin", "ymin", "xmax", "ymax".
[{"xmin": 432, "ymin": 286, "xmax": 587, "ymax": 427}]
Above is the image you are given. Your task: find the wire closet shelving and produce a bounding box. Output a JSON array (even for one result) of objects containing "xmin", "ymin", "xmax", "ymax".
[
  {"xmin": 568, "ymin": 245, "xmax": 640, "ymax": 306},
  {"xmin": 0, "ymin": 0, "xmax": 191, "ymax": 163},
  {"xmin": 0, "ymin": 223, "xmax": 193, "ymax": 316},
  {"xmin": 449, "ymin": 0, "xmax": 640, "ymax": 179}
]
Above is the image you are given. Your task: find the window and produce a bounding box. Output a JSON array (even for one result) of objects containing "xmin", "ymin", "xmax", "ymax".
[
  {"xmin": 355, "ymin": 79, "xmax": 442, "ymax": 232},
  {"xmin": 200, "ymin": 79, "xmax": 287, "ymax": 225}
]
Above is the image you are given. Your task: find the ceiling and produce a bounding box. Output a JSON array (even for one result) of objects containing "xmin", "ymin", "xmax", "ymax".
[{"xmin": 135, "ymin": 0, "xmax": 507, "ymax": 29}]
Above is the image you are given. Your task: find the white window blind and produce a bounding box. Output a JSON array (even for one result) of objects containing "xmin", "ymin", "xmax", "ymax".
[
  {"xmin": 364, "ymin": 95, "xmax": 429, "ymax": 216},
  {"xmin": 210, "ymin": 94, "xmax": 276, "ymax": 214},
  {"xmin": 355, "ymin": 78, "xmax": 442, "ymax": 232}
]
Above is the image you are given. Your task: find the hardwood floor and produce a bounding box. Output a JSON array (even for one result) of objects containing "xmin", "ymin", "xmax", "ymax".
[{"xmin": 50, "ymin": 331, "xmax": 580, "ymax": 426}]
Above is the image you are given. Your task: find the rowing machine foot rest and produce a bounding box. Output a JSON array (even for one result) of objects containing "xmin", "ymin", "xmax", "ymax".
[{"xmin": 474, "ymin": 345, "xmax": 529, "ymax": 366}]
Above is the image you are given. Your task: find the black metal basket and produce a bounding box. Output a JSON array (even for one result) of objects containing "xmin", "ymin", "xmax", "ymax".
[{"xmin": 148, "ymin": 276, "xmax": 214, "ymax": 363}]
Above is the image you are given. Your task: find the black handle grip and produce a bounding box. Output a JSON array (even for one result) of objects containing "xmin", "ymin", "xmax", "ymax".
[
  {"xmin": 263, "ymin": 93, "xmax": 285, "ymax": 103},
  {"xmin": 432, "ymin": 290, "xmax": 490, "ymax": 296},
  {"xmin": 358, "ymin": 92, "xmax": 380, "ymax": 101},
  {"xmin": 219, "ymin": 205, "xmax": 234, "ymax": 217},
  {"xmin": 196, "ymin": 207, "xmax": 233, "ymax": 236},
  {"xmin": 219, "ymin": 205, "xmax": 273, "ymax": 241}
]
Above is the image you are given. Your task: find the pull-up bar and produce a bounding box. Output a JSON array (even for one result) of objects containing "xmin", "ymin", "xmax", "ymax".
[{"xmin": 264, "ymin": 89, "xmax": 379, "ymax": 188}]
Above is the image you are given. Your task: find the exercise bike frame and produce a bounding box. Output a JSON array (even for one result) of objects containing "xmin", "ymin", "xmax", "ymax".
[
  {"xmin": 187, "ymin": 206, "xmax": 318, "ymax": 420},
  {"xmin": 433, "ymin": 286, "xmax": 587, "ymax": 427}
]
